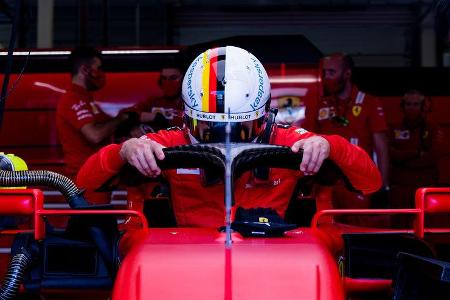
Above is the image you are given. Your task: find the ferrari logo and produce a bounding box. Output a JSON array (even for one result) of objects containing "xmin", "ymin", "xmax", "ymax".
[
  {"xmin": 258, "ymin": 217, "xmax": 269, "ymax": 223},
  {"xmin": 278, "ymin": 96, "xmax": 302, "ymax": 108},
  {"xmin": 352, "ymin": 105, "xmax": 362, "ymax": 117}
]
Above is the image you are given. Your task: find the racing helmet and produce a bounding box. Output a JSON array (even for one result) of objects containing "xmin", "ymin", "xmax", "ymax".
[
  {"xmin": 182, "ymin": 46, "xmax": 271, "ymax": 143},
  {"xmin": 0, "ymin": 153, "xmax": 28, "ymax": 189},
  {"xmin": 0, "ymin": 153, "xmax": 27, "ymax": 172}
]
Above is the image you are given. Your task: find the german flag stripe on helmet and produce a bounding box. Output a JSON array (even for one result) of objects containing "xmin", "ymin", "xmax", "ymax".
[
  {"xmin": 215, "ymin": 47, "xmax": 226, "ymax": 113},
  {"xmin": 201, "ymin": 50, "xmax": 210, "ymax": 112},
  {"xmin": 201, "ymin": 47, "xmax": 227, "ymax": 114},
  {"xmin": 208, "ymin": 47, "xmax": 218, "ymax": 112}
]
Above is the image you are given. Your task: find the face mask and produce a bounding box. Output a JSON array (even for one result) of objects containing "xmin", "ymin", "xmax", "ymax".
[{"xmin": 85, "ymin": 69, "xmax": 106, "ymax": 91}]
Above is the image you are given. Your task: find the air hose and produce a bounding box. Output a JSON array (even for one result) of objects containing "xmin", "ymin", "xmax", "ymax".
[
  {"xmin": 0, "ymin": 247, "xmax": 32, "ymax": 300},
  {"xmin": 0, "ymin": 169, "xmax": 117, "ymax": 283},
  {"xmin": 0, "ymin": 170, "xmax": 88, "ymax": 208}
]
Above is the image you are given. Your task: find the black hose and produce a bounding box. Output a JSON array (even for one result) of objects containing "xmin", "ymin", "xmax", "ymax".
[
  {"xmin": 0, "ymin": 170, "xmax": 88, "ymax": 208},
  {"xmin": 0, "ymin": 247, "xmax": 32, "ymax": 300},
  {"xmin": 0, "ymin": 170, "xmax": 117, "ymax": 281}
]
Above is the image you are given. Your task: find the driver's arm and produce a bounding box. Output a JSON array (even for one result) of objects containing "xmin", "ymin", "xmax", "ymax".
[
  {"xmin": 322, "ymin": 134, "xmax": 382, "ymax": 194},
  {"xmin": 291, "ymin": 134, "xmax": 382, "ymax": 195},
  {"xmin": 119, "ymin": 137, "xmax": 165, "ymax": 177},
  {"xmin": 76, "ymin": 137, "xmax": 165, "ymax": 191}
]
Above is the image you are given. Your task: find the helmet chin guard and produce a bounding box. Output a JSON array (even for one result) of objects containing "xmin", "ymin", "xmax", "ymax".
[{"xmin": 182, "ymin": 46, "xmax": 271, "ymax": 142}]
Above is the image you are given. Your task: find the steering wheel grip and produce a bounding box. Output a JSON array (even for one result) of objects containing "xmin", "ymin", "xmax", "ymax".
[{"xmin": 108, "ymin": 143, "xmax": 358, "ymax": 192}]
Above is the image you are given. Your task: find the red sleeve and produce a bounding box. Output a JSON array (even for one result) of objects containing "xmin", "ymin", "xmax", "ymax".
[
  {"xmin": 76, "ymin": 143, "xmax": 124, "ymax": 191},
  {"xmin": 274, "ymin": 126, "xmax": 381, "ymax": 194},
  {"xmin": 145, "ymin": 129, "xmax": 184, "ymax": 147},
  {"xmin": 76, "ymin": 130, "xmax": 183, "ymax": 190},
  {"xmin": 60, "ymin": 95, "xmax": 95, "ymax": 130},
  {"xmin": 322, "ymin": 134, "xmax": 382, "ymax": 194},
  {"xmin": 367, "ymin": 97, "xmax": 388, "ymax": 133},
  {"xmin": 273, "ymin": 126, "xmax": 316, "ymax": 146}
]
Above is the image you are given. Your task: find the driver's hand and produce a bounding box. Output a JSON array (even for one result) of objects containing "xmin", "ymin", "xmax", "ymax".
[
  {"xmin": 119, "ymin": 137, "xmax": 165, "ymax": 177},
  {"xmin": 291, "ymin": 136, "xmax": 330, "ymax": 176}
]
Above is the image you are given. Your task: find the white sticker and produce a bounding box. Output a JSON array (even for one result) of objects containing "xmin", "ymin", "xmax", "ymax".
[
  {"xmin": 176, "ymin": 168, "xmax": 200, "ymax": 175},
  {"xmin": 350, "ymin": 137, "xmax": 359, "ymax": 145},
  {"xmin": 295, "ymin": 128, "xmax": 309, "ymax": 135},
  {"xmin": 318, "ymin": 107, "xmax": 330, "ymax": 120},
  {"xmin": 394, "ymin": 130, "xmax": 410, "ymax": 140}
]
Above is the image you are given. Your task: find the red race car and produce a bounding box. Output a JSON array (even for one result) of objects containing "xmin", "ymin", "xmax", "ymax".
[{"xmin": 0, "ymin": 142, "xmax": 449, "ymax": 300}]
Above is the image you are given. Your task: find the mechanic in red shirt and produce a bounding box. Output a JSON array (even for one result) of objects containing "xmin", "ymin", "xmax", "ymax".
[
  {"xmin": 135, "ymin": 64, "xmax": 184, "ymax": 132},
  {"xmin": 56, "ymin": 46, "xmax": 129, "ymax": 203},
  {"xmin": 305, "ymin": 53, "xmax": 390, "ymax": 214},
  {"xmin": 120, "ymin": 64, "xmax": 184, "ymax": 141},
  {"xmin": 389, "ymin": 90, "xmax": 446, "ymax": 209},
  {"xmin": 77, "ymin": 46, "xmax": 382, "ymax": 228}
]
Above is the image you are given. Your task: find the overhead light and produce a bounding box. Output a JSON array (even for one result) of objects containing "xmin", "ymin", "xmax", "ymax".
[
  {"xmin": 101, "ymin": 49, "xmax": 179, "ymax": 54},
  {"xmin": 0, "ymin": 49, "xmax": 180, "ymax": 56},
  {"xmin": 270, "ymin": 75, "xmax": 317, "ymax": 84},
  {"xmin": 0, "ymin": 51, "xmax": 70, "ymax": 56}
]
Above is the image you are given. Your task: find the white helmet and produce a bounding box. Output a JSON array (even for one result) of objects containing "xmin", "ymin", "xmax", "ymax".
[{"xmin": 182, "ymin": 46, "xmax": 271, "ymax": 142}]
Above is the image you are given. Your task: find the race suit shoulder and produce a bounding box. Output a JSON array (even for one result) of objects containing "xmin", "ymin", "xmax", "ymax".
[{"xmin": 272, "ymin": 126, "xmax": 381, "ymax": 195}]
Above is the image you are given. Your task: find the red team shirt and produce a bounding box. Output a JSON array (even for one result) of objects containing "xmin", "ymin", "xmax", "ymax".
[
  {"xmin": 77, "ymin": 126, "xmax": 382, "ymax": 228},
  {"xmin": 134, "ymin": 96, "xmax": 184, "ymax": 131},
  {"xmin": 389, "ymin": 119, "xmax": 445, "ymax": 186},
  {"xmin": 304, "ymin": 87, "xmax": 388, "ymax": 215},
  {"xmin": 310, "ymin": 87, "xmax": 388, "ymax": 154},
  {"xmin": 56, "ymin": 83, "xmax": 111, "ymax": 178}
]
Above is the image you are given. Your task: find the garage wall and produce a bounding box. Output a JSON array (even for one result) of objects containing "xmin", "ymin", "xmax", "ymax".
[{"xmin": 172, "ymin": 7, "xmax": 418, "ymax": 66}]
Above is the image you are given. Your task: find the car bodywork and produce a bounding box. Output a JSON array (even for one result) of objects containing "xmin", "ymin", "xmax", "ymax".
[{"xmin": 0, "ymin": 144, "xmax": 450, "ymax": 299}]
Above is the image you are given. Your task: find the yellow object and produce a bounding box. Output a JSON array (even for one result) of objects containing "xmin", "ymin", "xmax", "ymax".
[
  {"xmin": 0, "ymin": 152, "xmax": 28, "ymax": 189},
  {"xmin": 258, "ymin": 217, "xmax": 269, "ymax": 223}
]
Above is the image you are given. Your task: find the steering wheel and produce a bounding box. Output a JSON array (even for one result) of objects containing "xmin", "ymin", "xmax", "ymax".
[{"xmin": 107, "ymin": 143, "xmax": 358, "ymax": 193}]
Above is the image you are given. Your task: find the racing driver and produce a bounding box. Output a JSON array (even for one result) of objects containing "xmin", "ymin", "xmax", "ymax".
[{"xmin": 76, "ymin": 46, "xmax": 382, "ymax": 228}]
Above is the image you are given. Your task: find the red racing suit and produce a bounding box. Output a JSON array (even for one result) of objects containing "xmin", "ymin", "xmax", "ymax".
[{"xmin": 77, "ymin": 125, "xmax": 381, "ymax": 228}]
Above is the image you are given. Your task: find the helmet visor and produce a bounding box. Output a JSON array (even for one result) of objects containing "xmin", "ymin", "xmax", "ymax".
[{"xmin": 186, "ymin": 115, "xmax": 264, "ymax": 143}]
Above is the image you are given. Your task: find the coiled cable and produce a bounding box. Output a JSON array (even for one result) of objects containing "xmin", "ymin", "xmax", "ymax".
[
  {"xmin": 0, "ymin": 247, "xmax": 32, "ymax": 300},
  {"xmin": 0, "ymin": 170, "xmax": 88, "ymax": 208}
]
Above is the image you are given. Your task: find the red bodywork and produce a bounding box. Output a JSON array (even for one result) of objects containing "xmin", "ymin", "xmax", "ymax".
[
  {"xmin": 0, "ymin": 187, "xmax": 449, "ymax": 299},
  {"xmin": 114, "ymin": 228, "xmax": 343, "ymax": 300}
]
